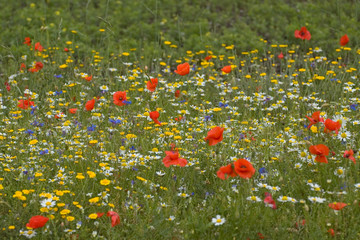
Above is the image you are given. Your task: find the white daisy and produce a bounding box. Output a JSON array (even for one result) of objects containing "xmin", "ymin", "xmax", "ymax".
[{"xmin": 212, "ymin": 215, "xmax": 226, "ymax": 226}]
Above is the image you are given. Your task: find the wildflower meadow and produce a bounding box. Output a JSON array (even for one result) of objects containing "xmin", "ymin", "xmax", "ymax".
[{"xmin": 1, "ymin": 1, "xmax": 360, "ymax": 239}]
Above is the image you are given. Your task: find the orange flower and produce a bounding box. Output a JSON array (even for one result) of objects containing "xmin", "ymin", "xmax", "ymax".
[
  {"xmin": 340, "ymin": 34, "xmax": 349, "ymax": 46},
  {"xmin": 146, "ymin": 78, "xmax": 158, "ymax": 92},
  {"xmin": 204, "ymin": 55, "xmax": 212, "ymax": 61},
  {"xmin": 162, "ymin": 151, "xmax": 187, "ymax": 167},
  {"xmin": 233, "ymin": 158, "xmax": 255, "ymax": 179},
  {"xmin": 26, "ymin": 215, "xmax": 49, "ymax": 229},
  {"xmin": 305, "ymin": 111, "xmax": 324, "ymax": 129},
  {"xmin": 34, "ymin": 42, "xmax": 43, "ymax": 52},
  {"xmin": 174, "ymin": 62, "xmax": 190, "ymax": 76},
  {"xmin": 328, "ymin": 202, "xmax": 347, "ymax": 211},
  {"xmin": 113, "ymin": 91, "xmax": 127, "ymax": 106},
  {"xmin": 149, "ymin": 111, "xmax": 161, "ymax": 125},
  {"xmin": 217, "ymin": 163, "xmax": 237, "ymax": 180},
  {"xmin": 85, "ymin": 99, "xmax": 95, "ymax": 111},
  {"xmin": 309, "ymin": 144, "xmax": 329, "ymax": 163},
  {"xmin": 28, "ymin": 62, "xmax": 44, "ymax": 73},
  {"xmin": 221, "ymin": 65, "xmax": 232, "ymax": 73},
  {"xmin": 324, "ymin": 119, "xmax": 341, "ymax": 134},
  {"xmin": 343, "ymin": 149, "xmax": 356, "ymax": 164},
  {"xmin": 204, "ymin": 126, "xmax": 224, "ymax": 146},
  {"xmin": 69, "ymin": 108, "xmax": 78, "ymax": 114},
  {"xmin": 18, "ymin": 99, "xmax": 34, "ymax": 109},
  {"xmin": 24, "ymin": 37, "xmax": 31, "ymax": 46}
]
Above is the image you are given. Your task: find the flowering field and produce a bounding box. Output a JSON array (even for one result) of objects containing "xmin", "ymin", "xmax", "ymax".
[{"xmin": 1, "ymin": 2, "xmax": 360, "ymax": 239}]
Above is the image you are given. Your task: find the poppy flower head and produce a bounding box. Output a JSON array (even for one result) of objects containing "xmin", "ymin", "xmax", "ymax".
[
  {"xmin": 340, "ymin": 34, "xmax": 349, "ymax": 46},
  {"xmin": 221, "ymin": 65, "xmax": 232, "ymax": 73},
  {"xmin": 305, "ymin": 111, "xmax": 324, "ymax": 129},
  {"xmin": 175, "ymin": 89, "xmax": 181, "ymax": 98},
  {"xmin": 174, "ymin": 62, "xmax": 190, "ymax": 76},
  {"xmin": 24, "ymin": 37, "xmax": 31, "ymax": 46},
  {"xmin": 309, "ymin": 144, "xmax": 329, "ymax": 163},
  {"xmin": 85, "ymin": 99, "xmax": 96, "ymax": 111},
  {"xmin": 264, "ymin": 192, "xmax": 276, "ymax": 209},
  {"xmin": 233, "ymin": 158, "xmax": 256, "ymax": 179},
  {"xmin": 204, "ymin": 126, "xmax": 224, "ymax": 146},
  {"xmin": 69, "ymin": 108, "xmax": 78, "ymax": 114},
  {"xmin": 113, "ymin": 91, "xmax": 127, "ymax": 106},
  {"xmin": 343, "ymin": 149, "xmax": 356, "ymax": 164},
  {"xmin": 328, "ymin": 202, "xmax": 347, "ymax": 211},
  {"xmin": 26, "ymin": 215, "xmax": 49, "ymax": 229},
  {"xmin": 294, "ymin": 26, "xmax": 311, "ymax": 40},
  {"xmin": 204, "ymin": 55, "xmax": 212, "ymax": 61},
  {"xmin": 107, "ymin": 211, "xmax": 120, "ymax": 227},
  {"xmin": 18, "ymin": 99, "xmax": 34, "ymax": 109},
  {"xmin": 34, "ymin": 42, "xmax": 43, "ymax": 52},
  {"xmin": 216, "ymin": 163, "xmax": 237, "ymax": 180},
  {"xmin": 324, "ymin": 119, "xmax": 341, "ymax": 134},
  {"xmin": 149, "ymin": 111, "xmax": 161, "ymax": 125},
  {"xmin": 162, "ymin": 150, "xmax": 187, "ymax": 167},
  {"xmin": 146, "ymin": 78, "xmax": 158, "ymax": 92},
  {"xmin": 277, "ymin": 52, "xmax": 284, "ymax": 59}
]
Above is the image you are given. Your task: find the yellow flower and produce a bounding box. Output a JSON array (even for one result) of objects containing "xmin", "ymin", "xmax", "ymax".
[
  {"xmin": 89, "ymin": 213, "xmax": 98, "ymax": 219},
  {"xmin": 310, "ymin": 126, "xmax": 318, "ymax": 133},
  {"xmin": 100, "ymin": 179, "xmax": 110, "ymax": 186},
  {"xmin": 66, "ymin": 216, "xmax": 75, "ymax": 221},
  {"xmin": 87, "ymin": 171, "xmax": 96, "ymax": 178},
  {"xmin": 29, "ymin": 139, "xmax": 38, "ymax": 145},
  {"xmin": 60, "ymin": 209, "xmax": 71, "ymax": 215},
  {"xmin": 89, "ymin": 197, "xmax": 100, "ymax": 204}
]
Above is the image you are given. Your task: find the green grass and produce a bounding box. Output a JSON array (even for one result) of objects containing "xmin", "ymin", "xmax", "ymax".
[{"xmin": 0, "ymin": 0, "xmax": 360, "ymax": 239}]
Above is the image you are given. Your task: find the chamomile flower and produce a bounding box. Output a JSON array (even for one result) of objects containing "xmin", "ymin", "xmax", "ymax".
[
  {"xmin": 337, "ymin": 130, "xmax": 351, "ymax": 142},
  {"xmin": 334, "ymin": 167, "xmax": 345, "ymax": 178},
  {"xmin": 212, "ymin": 215, "xmax": 226, "ymax": 226},
  {"xmin": 308, "ymin": 196, "xmax": 326, "ymax": 203}
]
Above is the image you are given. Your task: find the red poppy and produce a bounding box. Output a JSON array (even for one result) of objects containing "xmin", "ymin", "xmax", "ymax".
[
  {"xmin": 69, "ymin": 108, "xmax": 78, "ymax": 114},
  {"xmin": 264, "ymin": 192, "xmax": 276, "ymax": 209},
  {"xmin": 294, "ymin": 26, "xmax": 311, "ymax": 40},
  {"xmin": 64, "ymin": 48, "xmax": 69, "ymax": 52},
  {"xmin": 175, "ymin": 89, "xmax": 181, "ymax": 98},
  {"xmin": 24, "ymin": 37, "xmax": 31, "ymax": 46},
  {"xmin": 305, "ymin": 111, "xmax": 324, "ymax": 129},
  {"xmin": 84, "ymin": 75, "xmax": 92, "ymax": 82},
  {"xmin": 28, "ymin": 62, "xmax": 44, "ymax": 73},
  {"xmin": 343, "ymin": 149, "xmax": 356, "ymax": 164},
  {"xmin": 85, "ymin": 99, "xmax": 95, "ymax": 111},
  {"xmin": 324, "ymin": 119, "xmax": 341, "ymax": 134},
  {"xmin": 277, "ymin": 52, "xmax": 284, "ymax": 59},
  {"xmin": 204, "ymin": 55, "xmax": 212, "ymax": 61},
  {"xmin": 162, "ymin": 151, "xmax": 187, "ymax": 167},
  {"xmin": 5, "ymin": 81, "xmax": 11, "ymax": 92},
  {"xmin": 204, "ymin": 126, "xmax": 224, "ymax": 146},
  {"xmin": 146, "ymin": 78, "xmax": 158, "ymax": 92},
  {"xmin": 20, "ymin": 63, "xmax": 26, "ymax": 71},
  {"xmin": 26, "ymin": 215, "xmax": 49, "ymax": 229},
  {"xmin": 18, "ymin": 99, "xmax": 34, "ymax": 109},
  {"xmin": 328, "ymin": 202, "xmax": 347, "ymax": 211},
  {"xmin": 113, "ymin": 91, "xmax": 127, "ymax": 106},
  {"xmin": 216, "ymin": 163, "xmax": 237, "ymax": 180},
  {"xmin": 149, "ymin": 111, "xmax": 161, "ymax": 125},
  {"xmin": 234, "ymin": 158, "xmax": 255, "ymax": 179},
  {"xmin": 340, "ymin": 34, "xmax": 349, "ymax": 46},
  {"xmin": 328, "ymin": 228, "xmax": 335, "ymax": 236},
  {"xmin": 34, "ymin": 42, "xmax": 43, "ymax": 52},
  {"xmin": 107, "ymin": 211, "xmax": 120, "ymax": 227},
  {"xmin": 221, "ymin": 65, "xmax": 232, "ymax": 73},
  {"xmin": 97, "ymin": 212, "xmax": 105, "ymax": 218},
  {"xmin": 309, "ymin": 144, "xmax": 329, "ymax": 163},
  {"xmin": 175, "ymin": 116, "xmax": 183, "ymax": 121},
  {"xmin": 174, "ymin": 62, "xmax": 190, "ymax": 76}
]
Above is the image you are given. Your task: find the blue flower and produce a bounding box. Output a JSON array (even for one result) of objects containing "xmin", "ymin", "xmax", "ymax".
[
  {"xmin": 25, "ymin": 129, "xmax": 34, "ymax": 135},
  {"xmin": 39, "ymin": 149, "xmax": 49, "ymax": 155},
  {"xmin": 259, "ymin": 167, "xmax": 267, "ymax": 175},
  {"xmin": 87, "ymin": 124, "xmax": 96, "ymax": 132},
  {"xmin": 350, "ymin": 104, "xmax": 358, "ymax": 111},
  {"xmin": 219, "ymin": 102, "xmax": 228, "ymax": 108}
]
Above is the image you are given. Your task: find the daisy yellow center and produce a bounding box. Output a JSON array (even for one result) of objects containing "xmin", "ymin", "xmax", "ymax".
[
  {"xmin": 282, "ymin": 196, "xmax": 288, "ymax": 201},
  {"xmin": 46, "ymin": 202, "xmax": 52, "ymax": 206},
  {"xmin": 251, "ymin": 196, "xmax": 257, "ymax": 201},
  {"xmin": 216, "ymin": 219, "xmax": 222, "ymax": 223},
  {"xmin": 341, "ymin": 133, "xmax": 347, "ymax": 138},
  {"xmin": 337, "ymin": 169, "xmax": 344, "ymax": 174}
]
